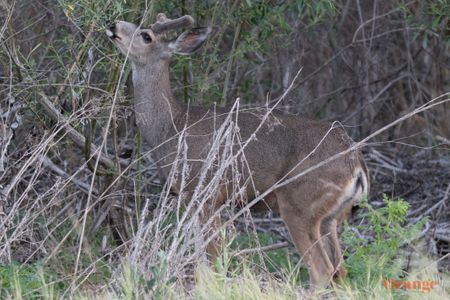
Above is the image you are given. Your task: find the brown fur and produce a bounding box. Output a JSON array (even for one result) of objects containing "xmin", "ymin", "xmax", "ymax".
[{"xmin": 107, "ymin": 14, "xmax": 369, "ymax": 288}]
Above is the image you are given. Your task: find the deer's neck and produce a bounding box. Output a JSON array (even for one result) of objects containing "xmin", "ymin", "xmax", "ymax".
[{"xmin": 132, "ymin": 61, "xmax": 183, "ymax": 148}]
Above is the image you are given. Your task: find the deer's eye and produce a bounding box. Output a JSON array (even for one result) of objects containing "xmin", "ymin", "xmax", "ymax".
[{"xmin": 141, "ymin": 32, "xmax": 152, "ymax": 43}]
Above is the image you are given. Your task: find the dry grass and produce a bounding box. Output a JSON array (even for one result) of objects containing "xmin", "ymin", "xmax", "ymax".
[{"xmin": 0, "ymin": 0, "xmax": 449, "ymax": 298}]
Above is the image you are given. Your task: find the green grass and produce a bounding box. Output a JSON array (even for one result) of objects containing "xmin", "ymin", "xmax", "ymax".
[
  {"xmin": 0, "ymin": 262, "xmax": 64, "ymax": 299},
  {"xmin": 1, "ymin": 259, "xmax": 448, "ymax": 299}
]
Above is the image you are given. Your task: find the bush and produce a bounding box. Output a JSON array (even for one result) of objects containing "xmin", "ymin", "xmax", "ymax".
[{"xmin": 342, "ymin": 194, "xmax": 428, "ymax": 288}]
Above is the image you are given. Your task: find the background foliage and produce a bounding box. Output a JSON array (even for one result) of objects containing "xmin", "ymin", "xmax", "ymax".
[{"xmin": 0, "ymin": 0, "xmax": 449, "ymax": 298}]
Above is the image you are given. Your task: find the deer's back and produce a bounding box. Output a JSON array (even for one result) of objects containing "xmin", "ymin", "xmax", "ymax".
[{"xmin": 152, "ymin": 106, "xmax": 362, "ymax": 199}]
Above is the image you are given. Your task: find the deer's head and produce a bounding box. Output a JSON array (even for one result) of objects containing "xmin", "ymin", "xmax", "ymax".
[{"xmin": 106, "ymin": 13, "xmax": 210, "ymax": 65}]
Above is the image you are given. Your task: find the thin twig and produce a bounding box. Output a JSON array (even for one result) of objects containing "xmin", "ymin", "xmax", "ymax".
[{"xmin": 233, "ymin": 241, "xmax": 290, "ymax": 257}]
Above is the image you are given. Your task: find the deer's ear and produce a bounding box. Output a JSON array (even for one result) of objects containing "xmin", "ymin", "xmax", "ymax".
[{"xmin": 169, "ymin": 27, "xmax": 211, "ymax": 55}]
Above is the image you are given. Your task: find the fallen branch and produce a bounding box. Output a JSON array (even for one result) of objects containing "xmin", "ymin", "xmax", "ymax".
[
  {"xmin": 42, "ymin": 155, "xmax": 99, "ymax": 195},
  {"xmin": 37, "ymin": 92, "xmax": 117, "ymax": 171}
]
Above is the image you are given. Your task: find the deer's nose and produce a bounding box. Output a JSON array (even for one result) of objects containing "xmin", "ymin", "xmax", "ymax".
[
  {"xmin": 106, "ymin": 23, "xmax": 118, "ymax": 39},
  {"xmin": 109, "ymin": 23, "xmax": 116, "ymax": 33}
]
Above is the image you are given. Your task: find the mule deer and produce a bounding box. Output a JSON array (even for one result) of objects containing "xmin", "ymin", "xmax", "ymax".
[{"xmin": 106, "ymin": 13, "xmax": 369, "ymax": 287}]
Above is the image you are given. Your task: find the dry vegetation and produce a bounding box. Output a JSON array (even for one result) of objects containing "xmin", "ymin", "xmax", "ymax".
[{"xmin": 0, "ymin": 0, "xmax": 449, "ymax": 298}]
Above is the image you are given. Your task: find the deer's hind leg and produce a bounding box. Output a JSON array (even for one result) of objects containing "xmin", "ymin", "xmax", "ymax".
[
  {"xmin": 275, "ymin": 188, "xmax": 336, "ymax": 287},
  {"xmin": 321, "ymin": 217, "xmax": 346, "ymax": 279},
  {"xmin": 321, "ymin": 174, "xmax": 365, "ymax": 280}
]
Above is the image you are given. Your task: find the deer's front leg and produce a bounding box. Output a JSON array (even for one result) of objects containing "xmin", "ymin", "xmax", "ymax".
[{"xmin": 199, "ymin": 207, "xmax": 222, "ymax": 262}]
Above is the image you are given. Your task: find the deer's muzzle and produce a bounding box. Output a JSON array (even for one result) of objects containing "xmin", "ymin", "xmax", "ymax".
[{"xmin": 106, "ymin": 23, "xmax": 119, "ymax": 39}]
